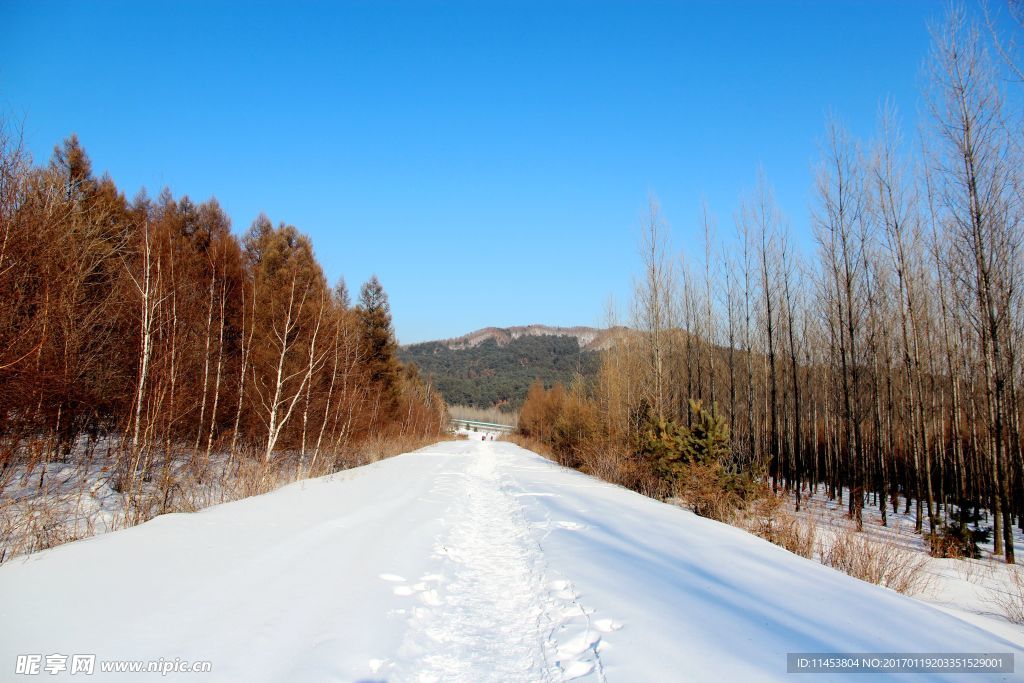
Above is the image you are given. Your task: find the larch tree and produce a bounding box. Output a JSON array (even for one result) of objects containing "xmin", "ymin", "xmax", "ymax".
[{"xmin": 358, "ymin": 275, "xmax": 400, "ymax": 431}]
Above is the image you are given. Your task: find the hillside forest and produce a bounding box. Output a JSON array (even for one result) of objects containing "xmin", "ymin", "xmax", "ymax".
[{"xmin": 399, "ymin": 335, "xmax": 599, "ymax": 411}]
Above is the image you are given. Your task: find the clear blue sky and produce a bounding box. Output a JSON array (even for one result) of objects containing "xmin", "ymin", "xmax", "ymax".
[{"xmin": 1, "ymin": 0, "xmax": 967, "ymax": 343}]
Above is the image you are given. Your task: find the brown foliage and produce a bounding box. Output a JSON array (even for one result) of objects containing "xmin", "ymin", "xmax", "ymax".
[
  {"xmin": 0, "ymin": 129, "xmax": 448, "ymax": 552},
  {"xmin": 519, "ymin": 379, "xmax": 598, "ymax": 469},
  {"xmin": 742, "ymin": 494, "xmax": 817, "ymax": 559}
]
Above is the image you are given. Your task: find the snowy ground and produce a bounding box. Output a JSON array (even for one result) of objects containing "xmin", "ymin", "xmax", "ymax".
[
  {"xmin": 0, "ymin": 440, "xmax": 1021, "ymax": 681},
  {"xmin": 1, "ymin": 457, "xmax": 125, "ymax": 558},
  {"xmin": 789, "ymin": 488, "xmax": 1024, "ymax": 649},
  {"xmin": 1, "ymin": 447, "xmax": 265, "ymax": 562}
]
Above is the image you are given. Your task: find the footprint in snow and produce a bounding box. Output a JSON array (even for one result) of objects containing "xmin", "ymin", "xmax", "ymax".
[
  {"xmin": 561, "ymin": 660, "xmax": 595, "ymax": 680},
  {"xmin": 557, "ymin": 605, "xmax": 590, "ymax": 619},
  {"xmin": 548, "ymin": 580, "xmax": 577, "ymax": 600},
  {"xmin": 533, "ymin": 521, "xmax": 588, "ymax": 531},
  {"xmin": 389, "ymin": 578, "xmax": 442, "ymax": 603},
  {"xmin": 593, "ymin": 618, "xmax": 623, "ymax": 633},
  {"xmin": 419, "ymin": 589, "xmax": 442, "ymax": 606},
  {"xmin": 557, "ymin": 629, "xmax": 601, "ymax": 658}
]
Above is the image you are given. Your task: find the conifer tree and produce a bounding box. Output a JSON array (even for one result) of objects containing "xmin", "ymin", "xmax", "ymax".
[
  {"xmin": 334, "ymin": 277, "xmax": 351, "ymax": 309},
  {"xmin": 358, "ymin": 275, "xmax": 400, "ymax": 424},
  {"xmin": 680, "ymin": 400, "xmax": 730, "ymax": 465}
]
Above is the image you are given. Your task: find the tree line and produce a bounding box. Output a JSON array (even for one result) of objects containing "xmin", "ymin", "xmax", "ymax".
[
  {"xmin": 0, "ymin": 129, "xmax": 446, "ymax": 511},
  {"xmin": 520, "ymin": 7, "xmax": 1023, "ymax": 563}
]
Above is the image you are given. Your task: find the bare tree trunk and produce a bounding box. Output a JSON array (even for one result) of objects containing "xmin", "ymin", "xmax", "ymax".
[
  {"xmin": 204, "ymin": 279, "xmax": 227, "ymax": 466},
  {"xmin": 230, "ymin": 275, "xmax": 257, "ymax": 461},
  {"xmin": 193, "ymin": 267, "xmax": 216, "ymax": 459}
]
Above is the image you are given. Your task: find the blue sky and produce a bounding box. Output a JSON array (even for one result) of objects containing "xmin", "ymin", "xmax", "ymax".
[{"xmin": 1, "ymin": 0, "xmax": 965, "ymax": 342}]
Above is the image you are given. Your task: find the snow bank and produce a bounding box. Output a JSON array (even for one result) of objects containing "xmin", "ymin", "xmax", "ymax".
[
  {"xmin": 0, "ymin": 441, "xmax": 1020, "ymax": 681},
  {"xmin": 789, "ymin": 488, "xmax": 1024, "ymax": 648}
]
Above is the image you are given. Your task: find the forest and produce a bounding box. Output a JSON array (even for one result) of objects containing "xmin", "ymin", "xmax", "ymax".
[
  {"xmin": 519, "ymin": 8, "xmax": 1024, "ymax": 564},
  {"xmin": 0, "ymin": 128, "xmax": 446, "ymax": 544},
  {"xmin": 399, "ymin": 335, "xmax": 599, "ymax": 410}
]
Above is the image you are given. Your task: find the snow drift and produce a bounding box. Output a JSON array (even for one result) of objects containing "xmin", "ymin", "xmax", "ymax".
[{"xmin": 0, "ymin": 441, "xmax": 1020, "ymax": 681}]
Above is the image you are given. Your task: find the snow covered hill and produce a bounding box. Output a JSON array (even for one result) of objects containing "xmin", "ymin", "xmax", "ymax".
[{"xmin": 0, "ymin": 441, "xmax": 1020, "ymax": 682}]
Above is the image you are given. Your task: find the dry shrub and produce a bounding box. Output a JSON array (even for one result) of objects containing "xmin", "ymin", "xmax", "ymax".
[
  {"xmin": 743, "ymin": 494, "xmax": 817, "ymax": 559},
  {"xmin": 517, "ymin": 379, "xmax": 598, "ymax": 470},
  {"xmin": 343, "ymin": 433, "xmax": 436, "ymax": 468},
  {"xmin": 0, "ymin": 454, "xmax": 105, "ymax": 562},
  {"xmin": 506, "ymin": 433, "xmax": 666, "ymax": 497},
  {"xmin": 576, "ymin": 443, "xmax": 622, "ymax": 482},
  {"xmin": 927, "ymin": 530, "xmax": 966, "ymax": 559},
  {"xmin": 820, "ymin": 527, "xmax": 933, "ymax": 596},
  {"xmin": 955, "ymin": 555, "xmax": 995, "ymax": 584},
  {"xmin": 988, "ymin": 565, "xmax": 1024, "ymax": 624},
  {"xmin": 576, "ymin": 441, "xmax": 654, "ymax": 492},
  {"xmin": 0, "ymin": 496, "xmax": 97, "ymax": 562},
  {"xmin": 676, "ymin": 461, "xmax": 735, "ymax": 521},
  {"xmin": 674, "ymin": 461, "xmax": 767, "ymax": 523},
  {"xmin": 212, "ymin": 454, "xmax": 289, "ymax": 502},
  {"xmin": 956, "ymin": 556, "xmax": 977, "ymax": 582},
  {"xmin": 626, "ymin": 461, "xmax": 669, "ymax": 499},
  {"xmin": 504, "ymin": 433, "xmax": 556, "ymax": 460},
  {"xmin": 0, "ymin": 433, "xmax": 443, "ymax": 563}
]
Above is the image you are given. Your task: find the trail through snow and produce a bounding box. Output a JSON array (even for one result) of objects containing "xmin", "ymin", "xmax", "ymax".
[
  {"xmin": 390, "ymin": 444, "xmax": 601, "ymax": 681},
  {"xmin": 0, "ymin": 440, "xmax": 1021, "ymax": 681}
]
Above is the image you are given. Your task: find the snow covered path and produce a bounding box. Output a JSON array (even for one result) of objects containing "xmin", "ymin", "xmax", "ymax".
[
  {"xmin": 393, "ymin": 444, "xmax": 580, "ymax": 681},
  {"xmin": 0, "ymin": 440, "xmax": 1021, "ymax": 681}
]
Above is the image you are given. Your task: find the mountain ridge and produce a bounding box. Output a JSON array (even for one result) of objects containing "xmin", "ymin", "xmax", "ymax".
[
  {"xmin": 398, "ymin": 325, "xmax": 622, "ymax": 409},
  {"xmin": 408, "ymin": 324, "xmax": 626, "ymax": 352}
]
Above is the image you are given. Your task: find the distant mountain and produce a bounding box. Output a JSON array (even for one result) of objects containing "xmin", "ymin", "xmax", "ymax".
[
  {"xmin": 440, "ymin": 325, "xmax": 623, "ymax": 352},
  {"xmin": 400, "ymin": 325, "xmax": 626, "ymax": 410}
]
